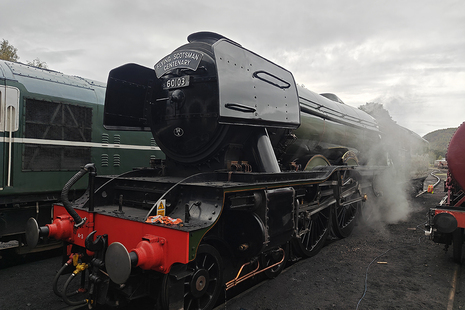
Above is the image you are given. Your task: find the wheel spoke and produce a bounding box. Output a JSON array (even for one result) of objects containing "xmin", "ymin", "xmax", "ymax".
[
  {"xmin": 186, "ymin": 298, "xmax": 193, "ymax": 310},
  {"xmin": 333, "ymin": 178, "xmax": 360, "ymax": 238},
  {"xmin": 305, "ymin": 221, "xmax": 313, "ymax": 248},
  {"xmin": 293, "ymin": 207, "xmax": 331, "ymax": 258},
  {"xmin": 338, "ymin": 208, "xmax": 345, "ymax": 227}
]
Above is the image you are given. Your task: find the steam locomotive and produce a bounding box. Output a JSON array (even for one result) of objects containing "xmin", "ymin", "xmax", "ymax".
[
  {"xmin": 0, "ymin": 60, "xmax": 163, "ymax": 254},
  {"xmin": 427, "ymin": 122, "xmax": 465, "ymax": 263},
  {"xmin": 27, "ymin": 32, "xmax": 425, "ymax": 309}
]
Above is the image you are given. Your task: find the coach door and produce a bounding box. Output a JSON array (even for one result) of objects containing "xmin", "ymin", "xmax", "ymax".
[{"xmin": 0, "ymin": 86, "xmax": 20, "ymax": 189}]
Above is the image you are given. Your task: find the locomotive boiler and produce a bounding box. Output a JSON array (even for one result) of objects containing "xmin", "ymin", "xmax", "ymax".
[
  {"xmin": 427, "ymin": 122, "xmax": 465, "ymax": 263},
  {"xmin": 27, "ymin": 32, "xmax": 390, "ymax": 309}
]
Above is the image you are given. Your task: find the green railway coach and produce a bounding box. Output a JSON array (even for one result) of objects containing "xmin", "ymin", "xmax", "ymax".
[{"xmin": 0, "ymin": 60, "xmax": 164, "ymax": 253}]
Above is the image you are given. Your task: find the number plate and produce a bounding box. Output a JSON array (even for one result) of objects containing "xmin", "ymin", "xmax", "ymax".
[{"xmin": 163, "ymin": 76, "xmax": 190, "ymax": 90}]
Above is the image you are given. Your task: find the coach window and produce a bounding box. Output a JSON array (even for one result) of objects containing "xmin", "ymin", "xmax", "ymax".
[{"xmin": 23, "ymin": 99, "xmax": 92, "ymax": 171}]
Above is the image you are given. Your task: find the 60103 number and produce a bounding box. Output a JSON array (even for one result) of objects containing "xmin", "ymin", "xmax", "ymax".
[{"xmin": 163, "ymin": 76, "xmax": 190, "ymax": 89}]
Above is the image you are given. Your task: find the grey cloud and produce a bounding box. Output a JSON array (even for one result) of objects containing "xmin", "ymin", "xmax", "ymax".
[{"xmin": 1, "ymin": 0, "xmax": 464, "ymax": 136}]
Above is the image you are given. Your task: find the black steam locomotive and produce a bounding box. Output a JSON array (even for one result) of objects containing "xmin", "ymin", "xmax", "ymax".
[{"xmin": 27, "ymin": 32, "xmax": 420, "ymax": 309}]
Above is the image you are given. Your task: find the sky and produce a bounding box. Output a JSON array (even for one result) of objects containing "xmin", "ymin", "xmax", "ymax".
[{"xmin": 1, "ymin": 0, "xmax": 464, "ymax": 137}]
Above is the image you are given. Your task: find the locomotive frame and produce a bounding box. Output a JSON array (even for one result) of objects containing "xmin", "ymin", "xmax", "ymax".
[{"xmin": 34, "ymin": 161, "xmax": 375, "ymax": 309}]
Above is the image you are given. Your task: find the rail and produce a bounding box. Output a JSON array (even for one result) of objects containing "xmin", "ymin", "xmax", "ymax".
[{"xmin": 416, "ymin": 170, "xmax": 442, "ymax": 198}]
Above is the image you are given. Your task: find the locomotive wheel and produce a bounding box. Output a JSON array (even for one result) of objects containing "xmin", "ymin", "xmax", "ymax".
[
  {"xmin": 261, "ymin": 244, "xmax": 288, "ymax": 279},
  {"xmin": 453, "ymin": 228, "xmax": 464, "ymax": 264},
  {"xmin": 184, "ymin": 244, "xmax": 223, "ymax": 310},
  {"xmin": 332, "ymin": 170, "xmax": 360, "ymax": 238},
  {"xmin": 293, "ymin": 204, "xmax": 332, "ymax": 258},
  {"xmin": 332, "ymin": 190, "xmax": 360, "ymax": 238}
]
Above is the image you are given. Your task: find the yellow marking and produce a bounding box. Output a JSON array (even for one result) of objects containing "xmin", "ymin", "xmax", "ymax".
[{"xmin": 157, "ymin": 200, "xmax": 165, "ymax": 216}]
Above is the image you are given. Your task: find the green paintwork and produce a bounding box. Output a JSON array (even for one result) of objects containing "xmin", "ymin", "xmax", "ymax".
[
  {"xmin": 286, "ymin": 87, "xmax": 382, "ymax": 165},
  {"xmin": 188, "ymin": 227, "xmax": 210, "ymax": 261},
  {"xmin": 0, "ymin": 60, "xmax": 165, "ymax": 237}
]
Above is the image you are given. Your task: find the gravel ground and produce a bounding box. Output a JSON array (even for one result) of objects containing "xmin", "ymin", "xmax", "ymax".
[{"xmin": 219, "ymin": 171, "xmax": 464, "ymax": 310}]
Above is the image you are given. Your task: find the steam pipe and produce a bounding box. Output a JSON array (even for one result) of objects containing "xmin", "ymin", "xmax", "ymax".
[{"xmin": 61, "ymin": 163, "xmax": 96, "ymax": 227}]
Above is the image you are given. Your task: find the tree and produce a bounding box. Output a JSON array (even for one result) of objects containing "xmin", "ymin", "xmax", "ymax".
[
  {"xmin": 358, "ymin": 102, "xmax": 393, "ymax": 123},
  {"xmin": 0, "ymin": 40, "xmax": 48, "ymax": 69},
  {"xmin": 0, "ymin": 39, "xmax": 19, "ymax": 62},
  {"xmin": 27, "ymin": 57, "xmax": 48, "ymax": 69}
]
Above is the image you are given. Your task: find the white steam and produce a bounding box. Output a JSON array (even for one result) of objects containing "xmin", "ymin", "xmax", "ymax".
[{"xmin": 361, "ymin": 124, "xmax": 429, "ymax": 225}]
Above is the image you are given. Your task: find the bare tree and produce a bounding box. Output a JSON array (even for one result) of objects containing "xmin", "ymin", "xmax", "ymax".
[{"xmin": 27, "ymin": 57, "xmax": 48, "ymax": 69}]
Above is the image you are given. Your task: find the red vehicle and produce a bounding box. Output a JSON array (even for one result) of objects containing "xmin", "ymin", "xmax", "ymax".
[{"xmin": 427, "ymin": 122, "xmax": 465, "ymax": 263}]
